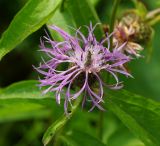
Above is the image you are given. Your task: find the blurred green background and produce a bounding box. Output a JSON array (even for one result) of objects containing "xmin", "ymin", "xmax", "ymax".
[{"xmin": 0, "ymin": 0, "xmax": 160, "ymax": 146}]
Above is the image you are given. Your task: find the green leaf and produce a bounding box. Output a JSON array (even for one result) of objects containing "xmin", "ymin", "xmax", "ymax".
[
  {"xmin": 0, "ymin": 80, "xmax": 52, "ymax": 99},
  {"xmin": 47, "ymin": 9, "xmax": 76, "ymax": 41},
  {"xmin": 103, "ymin": 112, "xmax": 145, "ymax": 146},
  {"xmin": 42, "ymin": 96, "xmax": 81, "ymax": 146},
  {"xmin": 0, "ymin": 0, "xmax": 62, "ymax": 60},
  {"xmin": 0, "ymin": 80, "xmax": 61, "ymax": 122},
  {"xmin": 47, "ymin": 0, "xmax": 103, "ymax": 40},
  {"xmin": 105, "ymin": 89, "xmax": 160, "ymax": 146},
  {"xmin": 67, "ymin": 0, "xmax": 103, "ymax": 38},
  {"xmin": 62, "ymin": 130, "xmax": 106, "ymax": 146},
  {"xmin": 66, "ymin": 0, "xmax": 100, "ymax": 25},
  {"xmin": 42, "ymin": 114, "xmax": 68, "ymax": 146},
  {"xmin": 0, "ymin": 98, "xmax": 52, "ymax": 123},
  {"xmin": 67, "ymin": 109, "xmax": 99, "ymax": 138}
]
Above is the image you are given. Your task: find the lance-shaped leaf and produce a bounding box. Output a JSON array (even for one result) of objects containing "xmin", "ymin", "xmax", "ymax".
[
  {"xmin": 47, "ymin": 0, "xmax": 103, "ymax": 40},
  {"xmin": 42, "ymin": 96, "xmax": 81, "ymax": 146},
  {"xmin": 0, "ymin": 80, "xmax": 62, "ymax": 122},
  {"xmin": 105, "ymin": 89, "xmax": 160, "ymax": 146},
  {"xmin": 0, "ymin": 0, "xmax": 62, "ymax": 60},
  {"xmin": 47, "ymin": 9, "xmax": 76, "ymax": 41}
]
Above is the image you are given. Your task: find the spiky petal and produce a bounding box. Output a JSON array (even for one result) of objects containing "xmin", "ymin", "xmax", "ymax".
[{"xmin": 35, "ymin": 23, "xmax": 132, "ymax": 114}]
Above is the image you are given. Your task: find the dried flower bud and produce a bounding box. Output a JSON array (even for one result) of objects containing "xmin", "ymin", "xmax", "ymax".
[
  {"xmin": 113, "ymin": 12, "xmax": 152, "ymax": 57},
  {"xmin": 116, "ymin": 12, "xmax": 152, "ymax": 43}
]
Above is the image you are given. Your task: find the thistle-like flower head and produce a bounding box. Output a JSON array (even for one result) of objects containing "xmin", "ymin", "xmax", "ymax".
[{"xmin": 35, "ymin": 23, "xmax": 132, "ymax": 113}]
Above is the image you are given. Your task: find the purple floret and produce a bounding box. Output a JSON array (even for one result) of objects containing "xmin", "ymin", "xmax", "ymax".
[{"xmin": 35, "ymin": 23, "xmax": 132, "ymax": 114}]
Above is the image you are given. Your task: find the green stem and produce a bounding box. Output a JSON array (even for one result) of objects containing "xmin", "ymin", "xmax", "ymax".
[
  {"xmin": 42, "ymin": 97, "xmax": 81, "ymax": 146},
  {"xmin": 110, "ymin": 0, "xmax": 121, "ymax": 50}
]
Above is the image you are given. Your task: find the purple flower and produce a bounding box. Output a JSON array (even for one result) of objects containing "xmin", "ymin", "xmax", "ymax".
[{"xmin": 35, "ymin": 23, "xmax": 132, "ymax": 114}]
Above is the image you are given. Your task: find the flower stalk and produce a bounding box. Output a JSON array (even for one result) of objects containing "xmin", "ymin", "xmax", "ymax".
[{"xmin": 42, "ymin": 96, "xmax": 81, "ymax": 146}]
